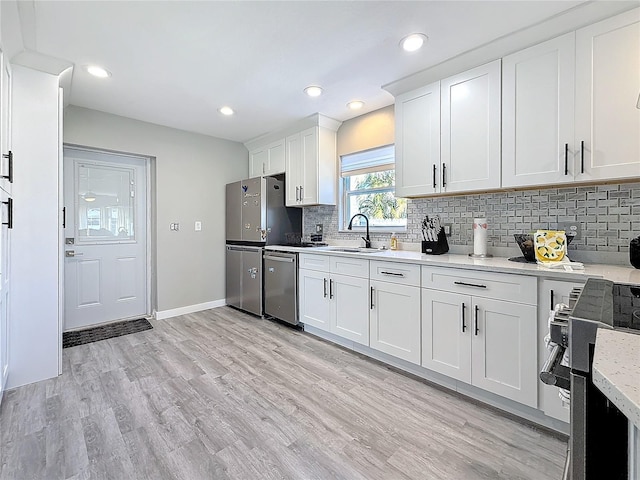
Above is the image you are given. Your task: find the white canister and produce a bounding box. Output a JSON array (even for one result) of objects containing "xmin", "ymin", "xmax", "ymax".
[{"xmin": 473, "ymin": 218, "xmax": 488, "ymax": 256}]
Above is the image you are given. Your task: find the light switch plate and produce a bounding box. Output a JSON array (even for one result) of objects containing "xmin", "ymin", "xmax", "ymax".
[{"xmin": 195, "ymin": 221, "xmax": 202, "ymax": 231}]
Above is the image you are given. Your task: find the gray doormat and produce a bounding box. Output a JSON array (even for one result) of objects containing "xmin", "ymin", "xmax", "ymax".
[{"xmin": 63, "ymin": 318, "xmax": 153, "ymax": 348}]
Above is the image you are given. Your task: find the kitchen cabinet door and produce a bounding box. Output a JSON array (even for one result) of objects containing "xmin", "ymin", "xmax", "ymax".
[
  {"xmin": 502, "ymin": 33, "xmax": 576, "ymax": 188},
  {"xmin": 331, "ymin": 273, "xmax": 369, "ymax": 345},
  {"xmin": 395, "ymin": 82, "xmax": 441, "ymax": 197},
  {"xmin": 285, "ymin": 132, "xmax": 301, "ymax": 206},
  {"xmin": 0, "ymin": 51, "xmax": 12, "ymax": 196},
  {"xmin": 471, "ymin": 298, "xmax": 538, "ymax": 408},
  {"xmin": 441, "ymin": 60, "xmax": 501, "ymax": 193},
  {"xmin": 538, "ymin": 279, "xmax": 584, "ymax": 423},
  {"xmin": 421, "ymin": 289, "xmax": 472, "ymax": 383},
  {"xmin": 299, "ymin": 127, "xmax": 318, "ymax": 205},
  {"xmin": 575, "ymin": 8, "xmax": 640, "ymax": 182},
  {"xmin": 249, "ymin": 139, "xmax": 285, "ymax": 177},
  {"xmin": 298, "ymin": 268, "xmax": 331, "ymax": 332},
  {"xmin": 370, "ymin": 280, "xmax": 420, "ymax": 364},
  {"xmin": 249, "ymin": 147, "xmax": 267, "ymax": 178}
]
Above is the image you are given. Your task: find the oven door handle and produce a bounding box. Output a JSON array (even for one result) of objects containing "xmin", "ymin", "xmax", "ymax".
[{"xmin": 540, "ymin": 344, "xmax": 570, "ymax": 390}]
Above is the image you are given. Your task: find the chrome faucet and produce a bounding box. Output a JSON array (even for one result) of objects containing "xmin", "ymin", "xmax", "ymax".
[{"xmin": 348, "ymin": 213, "xmax": 371, "ymax": 249}]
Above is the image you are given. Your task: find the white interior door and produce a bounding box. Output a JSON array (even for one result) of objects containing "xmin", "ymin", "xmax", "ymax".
[{"xmin": 63, "ymin": 147, "xmax": 148, "ymax": 331}]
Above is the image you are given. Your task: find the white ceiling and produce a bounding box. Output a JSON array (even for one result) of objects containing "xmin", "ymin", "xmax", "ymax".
[{"xmin": 12, "ymin": 1, "xmax": 635, "ymax": 143}]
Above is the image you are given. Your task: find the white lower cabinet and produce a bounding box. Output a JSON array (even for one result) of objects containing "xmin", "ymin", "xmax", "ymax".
[
  {"xmin": 298, "ymin": 254, "xmax": 369, "ymax": 345},
  {"xmin": 421, "ymin": 266, "xmax": 538, "ymax": 408},
  {"xmin": 369, "ymin": 261, "xmax": 421, "ymax": 364}
]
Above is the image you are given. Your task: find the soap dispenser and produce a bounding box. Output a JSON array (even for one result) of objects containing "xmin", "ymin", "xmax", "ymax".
[{"xmin": 390, "ymin": 232, "xmax": 398, "ymax": 251}]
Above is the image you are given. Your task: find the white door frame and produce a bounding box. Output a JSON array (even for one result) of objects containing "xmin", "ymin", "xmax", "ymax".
[{"xmin": 59, "ymin": 143, "xmax": 153, "ymax": 369}]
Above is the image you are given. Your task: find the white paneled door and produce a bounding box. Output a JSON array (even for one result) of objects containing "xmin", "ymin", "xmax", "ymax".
[{"xmin": 63, "ymin": 147, "xmax": 148, "ymax": 331}]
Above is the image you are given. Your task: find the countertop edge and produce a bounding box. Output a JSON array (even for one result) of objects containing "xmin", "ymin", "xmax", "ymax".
[
  {"xmin": 592, "ymin": 329, "xmax": 640, "ymax": 430},
  {"xmin": 265, "ymin": 246, "xmax": 640, "ymax": 284}
]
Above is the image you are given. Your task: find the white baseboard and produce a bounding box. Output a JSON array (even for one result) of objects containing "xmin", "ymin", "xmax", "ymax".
[{"xmin": 154, "ymin": 299, "xmax": 226, "ymax": 320}]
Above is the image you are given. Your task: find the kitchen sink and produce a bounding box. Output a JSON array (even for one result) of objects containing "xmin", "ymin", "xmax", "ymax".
[{"xmin": 317, "ymin": 246, "xmax": 386, "ymax": 254}]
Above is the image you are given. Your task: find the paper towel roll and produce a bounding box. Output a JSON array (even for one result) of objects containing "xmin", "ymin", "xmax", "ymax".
[{"xmin": 473, "ymin": 218, "xmax": 488, "ymax": 256}]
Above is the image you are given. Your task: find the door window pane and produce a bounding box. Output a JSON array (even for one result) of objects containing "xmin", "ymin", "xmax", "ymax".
[{"xmin": 77, "ymin": 163, "xmax": 135, "ymax": 242}]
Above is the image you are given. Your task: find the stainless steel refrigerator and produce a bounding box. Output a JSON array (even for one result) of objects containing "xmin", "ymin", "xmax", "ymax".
[{"xmin": 225, "ymin": 175, "xmax": 301, "ymax": 316}]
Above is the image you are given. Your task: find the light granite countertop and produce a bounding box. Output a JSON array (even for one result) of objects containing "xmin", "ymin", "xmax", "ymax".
[
  {"xmin": 266, "ymin": 245, "xmax": 640, "ymax": 284},
  {"xmin": 592, "ymin": 329, "xmax": 640, "ymax": 429}
]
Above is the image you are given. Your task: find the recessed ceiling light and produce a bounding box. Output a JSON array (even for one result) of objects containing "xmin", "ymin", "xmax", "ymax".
[
  {"xmin": 304, "ymin": 85, "xmax": 323, "ymax": 97},
  {"xmin": 347, "ymin": 100, "xmax": 365, "ymax": 110},
  {"xmin": 218, "ymin": 106, "xmax": 235, "ymax": 116},
  {"xmin": 84, "ymin": 65, "xmax": 111, "ymax": 78},
  {"xmin": 400, "ymin": 33, "xmax": 428, "ymax": 52}
]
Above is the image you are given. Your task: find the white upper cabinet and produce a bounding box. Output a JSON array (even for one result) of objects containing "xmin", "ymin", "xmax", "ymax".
[
  {"xmin": 394, "ymin": 82, "xmax": 441, "ymax": 197},
  {"xmin": 286, "ymin": 125, "xmax": 338, "ymax": 207},
  {"xmin": 249, "ymin": 138, "xmax": 285, "ymax": 178},
  {"xmin": 575, "ymin": 8, "xmax": 640, "ymax": 182},
  {"xmin": 502, "ymin": 33, "xmax": 576, "ymax": 188},
  {"xmin": 441, "ymin": 60, "xmax": 502, "ymax": 193}
]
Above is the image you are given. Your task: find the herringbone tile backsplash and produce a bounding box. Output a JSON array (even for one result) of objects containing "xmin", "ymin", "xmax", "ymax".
[{"xmin": 303, "ymin": 182, "xmax": 640, "ymax": 253}]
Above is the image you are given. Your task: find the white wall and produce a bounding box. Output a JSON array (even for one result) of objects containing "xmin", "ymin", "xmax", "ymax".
[
  {"xmin": 63, "ymin": 106, "xmax": 248, "ymax": 314},
  {"xmin": 9, "ymin": 66, "xmax": 61, "ymax": 388}
]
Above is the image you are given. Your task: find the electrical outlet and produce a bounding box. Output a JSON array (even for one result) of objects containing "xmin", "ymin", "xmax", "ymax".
[
  {"xmin": 195, "ymin": 221, "xmax": 202, "ymax": 231},
  {"xmin": 443, "ymin": 223, "xmax": 452, "ymax": 236},
  {"xmin": 316, "ymin": 224, "xmax": 323, "ymax": 234},
  {"xmin": 170, "ymin": 223, "xmax": 180, "ymax": 231},
  {"xmin": 557, "ymin": 221, "xmax": 581, "ymax": 240}
]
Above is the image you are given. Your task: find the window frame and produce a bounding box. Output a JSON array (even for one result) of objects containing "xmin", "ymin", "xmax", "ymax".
[{"xmin": 339, "ymin": 145, "xmax": 407, "ymax": 233}]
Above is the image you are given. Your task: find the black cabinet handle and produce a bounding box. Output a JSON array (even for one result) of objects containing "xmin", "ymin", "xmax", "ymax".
[
  {"xmin": 461, "ymin": 302, "xmax": 466, "ymax": 333},
  {"xmin": 550, "ymin": 289, "xmax": 555, "ymax": 311},
  {"xmin": 442, "ymin": 163, "xmax": 446, "ymax": 187},
  {"xmin": 1, "ymin": 151, "xmax": 12, "ymax": 184},
  {"xmin": 2, "ymin": 197, "xmax": 12, "ymax": 229},
  {"xmin": 62, "ymin": 207, "xmax": 66, "ymax": 229},
  {"xmin": 454, "ymin": 281, "xmax": 487, "ymax": 289},
  {"xmin": 370, "ymin": 286, "xmax": 374, "ymax": 310},
  {"xmin": 580, "ymin": 140, "xmax": 585, "ymax": 174},
  {"xmin": 323, "ymin": 278, "xmax": 327, "ymax": 298},
  {"xmin": 329, "ymin": 279, "xmax": 333, "ymax": 299},
  {"xmin": 564, "ymin": 143, "xmax": 568, "ymax": 175},
  {"xmin": 432, "ymin": 164, "xmax": 437, "ymax": 189},
  {"xmin": 380, "ymin": 271, "xmax": 404, "ymax": 277},
  {"xmin": 474, "ymin": 305, "xmax": 479, "ymax": 336}
]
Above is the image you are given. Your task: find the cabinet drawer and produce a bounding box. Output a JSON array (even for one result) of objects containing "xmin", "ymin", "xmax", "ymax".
[
  {"xmin": 299, "ymin": 253, "xmax": 330, "ymax": 272},
  {"xmin": 370, "ymin": 261, "xmax": 420, "ymax": 286},
  {"xmin": 421, "ymin": 266, "xmax": 537, "ymax": 305},
  {"xmin": 330, "ymin": 256, "xmax": 369, "ymax": 278}
]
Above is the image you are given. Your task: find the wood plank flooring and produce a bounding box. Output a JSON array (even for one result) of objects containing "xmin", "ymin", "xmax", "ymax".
[{"xmin": 0, "ymin": 307, "xmax": 566, "ymax": 479}]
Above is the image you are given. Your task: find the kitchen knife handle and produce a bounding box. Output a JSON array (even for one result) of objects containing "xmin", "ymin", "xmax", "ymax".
[
  {"xmin": 442, "ymin": 163, "xmax": 446, "ymax": 187},
  {"xmin": 474, "ymin": 305, "xmax": 479, "ymax": 336},
  {"xmin": 564, "ymin": 143, "xmax": 568, "ymax": 175},
  {"xmin": 323, "ymin": 278, "xmax": 327, "ymax": 298},
  {"xmin": 370, "ymin": 286, "xmax": 374, "ymax": 309},
  {"xmin": 580, "ymin": 140, "xmax": 584, "ymax": 174},
  {"xmin": 461, "ymin": 302, "xmax": 466, "ymax": 333},
  {"xmin": 432, "ymin": 164, "xmax": 437, "ymax": 189},
  {"xmin": 329, "ymin": 279, "xmax": 333, "ymax": 299}
]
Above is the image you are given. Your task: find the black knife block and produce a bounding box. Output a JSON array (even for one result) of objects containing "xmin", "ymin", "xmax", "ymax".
[{"xmin": 422, "ymin": 230, "xmax": 449, "ymax": 255}]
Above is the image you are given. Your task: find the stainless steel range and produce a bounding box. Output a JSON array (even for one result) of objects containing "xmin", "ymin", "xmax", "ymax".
[{"xmin": 541, "ymin": 278, "xmax": 640, "ymax": 480}]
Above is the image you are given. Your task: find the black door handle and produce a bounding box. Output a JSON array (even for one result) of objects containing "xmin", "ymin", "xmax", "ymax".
[
  {"xmin": 2, "ymin": 197, "xmax": 12, "ymax": 229},
  {"xmin": 370, "ymin": 286, "xmax": 374, "ymax": 310},
  {"xmin": 580, "ymin": 140, "xmax": 585, "ymax": 174},
  {"xmin": 432, "ymin": 164, "xmax": 437, "ymax": 189},
  {"xmin": 474, "ymin": 305, "xmax": 479, "ymax": 336},
  {"xmin": 442, "ymin": 163, "xmax": 446, "ymax": 187},
  {"xmin": 550, "ymin": 289, "xmax": 554, "ymax": 311},
  {"xmin": 1, "ymin": 151, "xmax": 13, "ymax": 184},
  {"xmin": 329, "ymin": 279, "xmax": 333, "ymax": 299},
  {"xmin": 564, "ymin": 143, "xmax": 568, "ymax": 175},
  {"xmin": 323, "ymin": 278, "xmax": 327, "ymax": 298},
  {"xmin": 461, "ymin": 302, "xmax": 466, "ymax": 332}
]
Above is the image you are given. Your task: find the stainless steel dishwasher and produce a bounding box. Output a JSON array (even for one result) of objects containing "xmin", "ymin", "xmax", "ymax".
[{"xmin": 263, "ymin": 251, "xmax": 298, "ymax": 325}]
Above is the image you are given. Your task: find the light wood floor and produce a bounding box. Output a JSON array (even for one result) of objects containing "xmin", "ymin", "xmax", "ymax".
[{"xmin": 0, "ymin": 307, "xmax": 566, "ymax": 480}]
